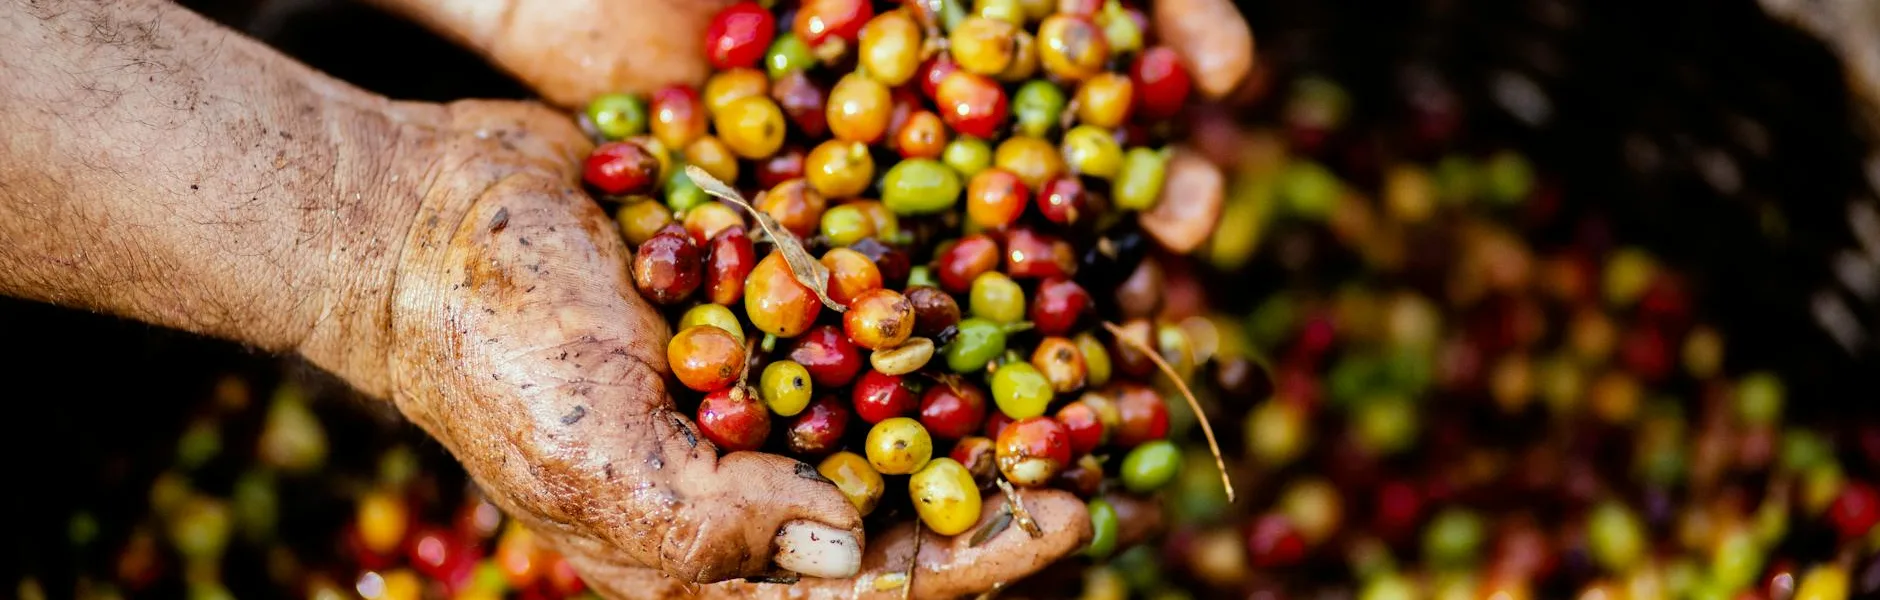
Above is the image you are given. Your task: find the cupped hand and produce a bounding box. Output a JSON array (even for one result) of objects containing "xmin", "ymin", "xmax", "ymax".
[
  {"xmin": 364, "ymin": 100, "xmax": 1161, "ymax": 596},
  {"xmin": 372, "ymin": 0, "xmax": 1255, "ymax": 108}
]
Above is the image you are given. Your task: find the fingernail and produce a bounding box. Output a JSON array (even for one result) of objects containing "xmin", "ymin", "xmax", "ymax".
[{"xmin": 774, "ymin": 521, "xmax": 861, "ymax": 579}]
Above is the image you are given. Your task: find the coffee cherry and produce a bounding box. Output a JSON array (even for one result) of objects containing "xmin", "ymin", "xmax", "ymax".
[
  {"xmin": 770, "ymin": 70, "xmax": 829, "ymax": 138},
  {"xmin": 714, "ymin": 95, "xmax": 787, "ymax": 159},
  {"xmin": 788, "ymin": 324, "xmax": 864, "ymax": 387},
  {"xmin": 896, "ymin": 110, "xmax": 950, "ymax": 160},
  {"xmin": 1036, "ymin": 176, "xmax": 1089, "ymax": 224},
  {"xmin": 1084, "ymin": 498, "xmax": 1120, "ymax": 559},
  {"xmin": 828, "ymin": 73, "xmax": 892, "ymax": 144},
  {"xmin": 947, "ymin": 318, "xmax": 1008, "ymax": 373},
  {"xmin": 1012, "ymin": 79, "xmax": 1066, "ymax": 138},
  {"xmin": 966, "ymin": 168, "xmax": 1030, "ymax": 230},
  {"xmin": 697, "ymin": 386, "xmax": 769, "ymax": 451},
  {"xmin": 765, "ymin": 32, "xmax": 817, "ymax": 79},
  {"xmin": 1130, "ymin": 46, "xmax": 1190, "ymax": 120},
  {"xmin": 756, "ymin": 146, "xmax": 808, "ymax": 189},
  {"xmin": 881, "ymin": 158, "xmax": 964, "ymax": 216},
  {"xmin": 682, "ymin": 201, "xmax": 744, "ymax": 247},
  {"xmin": 1119, "ymin": 439, "xmax": 1180, "ymax": 493},
  {"xmin": 921, "ymin": 380, "xmax": 991, "ymax": 440},
  {"xmin": 969, "ymin": 271, "xmax": 1026, "ymax": 324},
  {"xmin": 1075, "ymin": 333, "xmax": 1112, "ymax": 387},
  {"xmin": 1073, "ymin": 73, "xmax": 1133, "ymax": 128},
  {"xmin": 684, "ymin": 136, "xmax": 740, "ymax": 183},
  {"xmin": 794, "ymin": 0, "xmax": 872, "ymax": 47},
  {"xmin": 616, "ymin": 200, "xmax": 673, "ymax": 247},
  {"xmin": 909, "ymin": 458, "xmax": 982, "ymax": 536},
  {"xmin": 1111, "ymin": 382, "xmax": 1168, "ymax": 448},
  {"xmin": 704, "ymin": 226, "xmax": 755, "ymax": 306},
  {"xmin": 1057, "ymin": 453, "xmax": 1104, "ymax": 498},
  {"xmin": 1245, "ymin": 513, "xmax": 1307, "ymax": 568},
  {"xmin": 704, "ymin": 1, "xmax": 775, "ymax": 70},
  {"xmin": 1003, "ymin": 228, "xmax": 1076, "ymax": 280},
  {"xmin": 994, "ymin": 135, "xmax": 1065, "ymax": 192},
  {"xmin": 587, "ymin": 93, "xmax": 648, "ymax": 141},
  {"xmin": 704, "ymin": 68, "xmax": 770, "ymax": 115},
  {"xmin": 633, "ymin": 231, "xmax": 703, "ymax": 305},
  {"xmin": 668, "ymin": 325, "xmax": 744, "ymax": 392},
  {"xmin": 845, "ymin": 289, "xmax": 917, "ymax": 350},
  {"xmin": 1030, "ymin": 278, "xmax": 1090, "ymax": 337},
  {"xmin": 759, "ymin": 180, "xmax": 828, "ymax": 245},
  {"xmin": 936, "ymin": 234, "xmax": 1002, "ymax": 294},
  {"xmin": 951, "ymin": 16, "xmax": 1021, "ymax": 75},
  {"xmin": 866, "ymin": 417, "xmax": 934, "ymax": 475},
  {"xmin": 996, "ymin": 416, "xmax": 1072, "ymax": 486},
  {"xmin": 819, "ymin": 204, "xmax": 876, "ymax": 247},
  {"xmin": 936, "ymin": 71, "xmax": 1009, "ymax": 140},
  {"xmin": 853, "ymin": 369, "xmax": 917, "ymax": 424},
  {"xmin": 1037, "ymin": 14, "xmax": 1108, "ymax": 82},
  {"xmin": 907, "ymin": 286, "xmax": 963, "ymax": 338},
  {"xmin": 818, "ymin": 451, "xmax": 885, "ymax": 516},
  {"xmin": 650, "ymin": 85, "xmax": 707, "ymax": 149},
  {"xmin": 990, "ymin": 361, "xmax": 1053, "ymax": 419},
  {"xmin": 1055, "ymin": 398, "xmax": 1108, "ymax": 455},
  {"xmin": 943, "ymin": 137, "xmax": 994, "ymax": 178},
  {"xmin": 745, "ymin": 252, "xmax": 822, "ymax": 337},
  {"xmin": 759, "ymin": 360, "xmax": 813, "ymax": 417},
  {"xmin": 785, "ymin": 396, "xmax": 851, "ymax": 456},
  {"xmin": 859, "ymin": 10, "xmax": 922, "ymax": 86},
  {"xmin": 820, "ymin": 247, "xmax": 883, "ymax": 306},
  {"xmin": 584, "ymin": 141, "xmax": 661, "ymax": 196},
  {"xmin": 1031, "ymin": 337, "xmax": 1087, "ymax": 393},
  {"xmin": 678, "ymin": 304, "xmax": 745, "ymax": 345}
]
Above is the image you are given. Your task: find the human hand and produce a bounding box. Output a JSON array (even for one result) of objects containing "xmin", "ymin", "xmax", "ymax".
[{"xmin": 370, "ymin": 0, "xmax": 1256, "ymax": 108}]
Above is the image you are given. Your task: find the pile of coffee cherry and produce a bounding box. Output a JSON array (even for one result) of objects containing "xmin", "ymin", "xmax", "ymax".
[{"xmin": 577, "ymin": 0, "xmax": 1228, "ymax": 541}]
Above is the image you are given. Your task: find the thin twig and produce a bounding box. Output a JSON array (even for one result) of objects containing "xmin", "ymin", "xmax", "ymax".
[
  {"xmin": 1101, "ymin": 321, "xmax": 1237, "ymax": 503},
  {"xmin": 903, "ymin": 524, "xmax": 923, "ymax": 600},
  {"xmin": 996, "ymin": 479, "xmax": 1043, "ymax": 538}
]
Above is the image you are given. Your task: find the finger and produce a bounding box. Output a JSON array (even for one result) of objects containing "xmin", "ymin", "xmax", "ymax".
[
  {"xmin": 1154, "ymin": 0, "xmax": 1255, "ymax": 99},
  {"xmin": 1101, "ymin": 491, "xmax": 1165, "ymax": 549},
  {"xmin": 1137, "ymin": 147, "xmax": 1225, "ymax": 254},
  {"xmin": 567, "ymin": 489, "xmax": 1094, "ymax": 599}
]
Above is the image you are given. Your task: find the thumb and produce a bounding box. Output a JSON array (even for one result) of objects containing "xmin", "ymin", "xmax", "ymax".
[{"xmin": 1154, "ymin": 0, "xmax": 1256, "ymax": 99}]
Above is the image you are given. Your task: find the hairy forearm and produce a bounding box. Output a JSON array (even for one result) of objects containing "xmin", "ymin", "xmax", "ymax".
[{"xmin": 0, "ymin": 0, "xmax": 442, "ymax": 392}]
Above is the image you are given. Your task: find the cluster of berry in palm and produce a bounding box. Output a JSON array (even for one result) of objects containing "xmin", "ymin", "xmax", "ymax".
[
  {"xmin": 1056, "ymin": 75, "xmax": 1880, "ymax": 600},
  {"xmin": 579, "ymin": 0, "xmax": 1218, "ymax": 540}
]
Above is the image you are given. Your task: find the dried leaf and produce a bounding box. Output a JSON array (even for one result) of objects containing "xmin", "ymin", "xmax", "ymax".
[
  {"xmin": 687, "ymin": 165, "xmax": 845, "ymax": 312},
  {"xmin": 1102, "ymin": 321, "xmax": 1237, "ymax": 503},
  {"xmin": 996, "ymin": 479, "xmax": 1043, "ymax": 539},
  {"xmin": 968, "ymin": 506, "xmax": 1014, "ymax": 548}
]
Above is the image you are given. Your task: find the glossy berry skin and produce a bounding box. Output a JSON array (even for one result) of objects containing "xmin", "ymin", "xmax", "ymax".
[
  {"xmin": 1073, "ymin": 73, "xmax": 1133, "ymax": 129},
  {"xmin": 993, "ymin": 136, "xmax": 1065, "ymax": 192},
  {"xmin": 770, "ymin": 71, "xmax": 830, "ymax": 139},
  {"xmin": 786, "ymin": 396, "xmax": 851, "ymax": 456},
  {"xmin": 966, "ymin": 168, "xmax": 1030, "ymax": 230},
  {"xmin": 845, "ymin": 289, "xmax": 916, "ymax": 350},
  {"xmin": 788, "ymin": 325, "xmax": 865, "ymax": 388},
  {"xmin": 853, "ymin": 370, "xmax": 918, "ymax": 424},
  {"xmin": 704, "ymin": 226, "xmax": 755, "ymax": 306},
  {"xmin": 996, "ymin": 416, "xmax": 1073, "ymax": 487},
  {"xmin": 756, "ymin": 146, "xmax": 808, "ymax": 189},
  {"xmin": 668, "ymin": 325, "xmax": 744, "ymax": 392},
  {"xmin": 633, "ymin": 230, "xmax": 702, "ymax": 305},
  {"xmin": 1130, "ymin": 46, "xmax": 1191, "ymax": 120},
  {"xmin": 936, "ymin": 234, "xmax": 1001, "ymax": 294},
  {"xmin": 757, "ymin": 179, "xmax": 827, "ymax": 239},
  {"xmin": 806, "ymin": 139, "xmax": 874, "ymax": 199},
  {"xmin": 907, "ymin": 286, "xmax": 962, "ymax": 338},
  {"xmin": 1037, "ymin": 177, "xmax": 1088, "ymax": 225},
  {"xmin": 1111, "ymin": 382, "xmax": 1169, "ymax": 448},
  {"xmin": 795, "ymin": 0, "xmax": 873, "ymax": 46},
  {"xmin": 921, "ymin": 380, "xmax": 990, "ymax": 440},
  {"xmin": 682, "ymin": 202, "xmax": 743, "ymax": 247},
  {"xmin": 866, "ymin": 417, "xmax": 934, "ymax": 475},
  {"xmin": 990, "ymin": 362, "xmax": 1054, "ymax": 419},
  {"xmin": 820, "ymin": 247, "xmax": 883, "ymax": 306},
  {"xmin": 1054, "ymin": 399, "xmax": 1107, "ymax": 455},
  {"xmin": 583, "ymin": 141, "xmax": 661, "ymax": 196},
  {"xmin": 704, "ymin": 2, "xmax": 775, "ymax": 70},
  {"xmin": 818, "ymin": 451, "xmax": 885, "ymax": 516},
  {"xmin": 919, "ymin": 55, "xmax": 961, "ymax": 101},
  {"xmin": 745, "ymin": 252, "xmax": 823, "ymax": 337},
  {"xmin": 859, "ymin": 10, "xmax": 923, "ymax": 86},
  {"xmin": 759, "ymin": 360, "xmax": 813, "ymax": 417},
  {"xmin": 1037, "ymin": 14, "xmax": 1108, "ymax": 82},
  {"xmin": 896, "ymin": 111, "xmax": 950, "ymax": 160},
  {"xmin": 697, "ymin": 386, "xmax": 770, "ymax": 451},
  {"xmin": 705, "ymin": 69, "xmax": 770, "ymax": 115},
  {"xmin": 1003, "ymin": 228, "xmax": 1076, "ymax": 280},
  {"xmin": 650, "ymin": 85, "xmax": 707, "ymax": 149},
  {"xmin": 909, "ymin": 458, "xmax": 982, "ymax": 536},
  {"xmin": 714, "ymin": 96, "xmax": 787, "ymax": 159},
  {"xmin": 827, "ymin": 73, "xmax": 892, "ymax": 144},
  {"xmin": 984, "ymin": 408, "xmax": 1017, "ymax": 440},
  {"xmin": 1030, "ymin": 278, "xmax": 1090, "ymax": 337},
  {"xmin": 950, "ymin": 16, "xmax": 1020, "ymax": 76},
  {"xmin": 936, "ymin": 71, "xmax": 1009, "ymax": 140}
]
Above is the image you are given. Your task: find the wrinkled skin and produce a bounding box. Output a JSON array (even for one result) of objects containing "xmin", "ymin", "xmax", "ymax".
[{"xmin": 0, "ymin": 0, "xmax": 1246, "ymax": 595}]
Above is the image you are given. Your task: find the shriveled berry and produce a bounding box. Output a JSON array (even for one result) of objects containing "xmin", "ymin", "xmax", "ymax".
[
  {"xmin": 704, "ymin": 1, "xmax": 775, "ymax": 70},
  {"xmin": 745, "ymin": 252, "xmax": 822, "ymax": 337},
  {"xmin": 909, "ymin": 458, "xmax": 981, "ymax": 535},
  {"xmin": 760, "ymin": 360, "xmax": 814, "ymax": 417},
  {"xmin": 845, "ymin": 289, "xmax": 916, "ymax": 351},
  {"xmin": 907, "ymin": 286, "xmax": 963, "ymax": 338},
  {"xmin": 788, "ymin": 324, "xmax": 864, "ymax": 387},
  {"xmin": 921, "ymin": 380, "xmax": 990, "ymax": 440},
  {"xmin": 584, "ymin": 141, "xmax": 661, "ymax": 196},
  {"xmin": 818, "ymin": 451, "xmax": 885, "ymax": 516},
  {"xmin": 785, "ymin": 396, "xmax": 851, "ymax": 456},
  {"xmin": 697, "ymin": 386, "xmax": 769, "ymax": 451},
  {"xmin": 853, "ymin": 369, "xmax": 918, "ymax": 424},
  {"xmin": 1031, "ymin": 337, "xmax": 1087, "ymax": 393},
  {"xmin": 866, "ymin": 417, "xmax": 934, "ymax": 475},
  {"xmin": 633, "ymin": 231, "xmax": 702, "ymax": 305},
  {"xmin": 819, "ymin": 247, "xmax": 882, "ymax": 306},
  {"xmin": 704, "ymin": 226, "xmax": 755, "ymax": 306}
]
